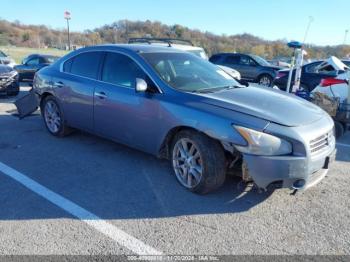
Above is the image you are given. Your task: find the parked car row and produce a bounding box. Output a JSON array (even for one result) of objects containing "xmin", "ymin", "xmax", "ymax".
[{"xmin": 0, "ymin": 52, "xmax": 59, "ymax": 96}]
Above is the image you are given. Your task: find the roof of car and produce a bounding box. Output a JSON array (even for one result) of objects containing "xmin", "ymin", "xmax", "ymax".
[
  {"xmin": 26, "ymin": 54, "xmax": 59, "ymax": 58},
  {"xmin": 129, "ymin": 42, "xmax": 204, "ymax": 51},
  {"xmin": 211, "ymin": 53, "xmax": 245, "ymax": 56},
  {"xmin": 87, "ymin": 44, "xmax": 187, "ymax": 54}
]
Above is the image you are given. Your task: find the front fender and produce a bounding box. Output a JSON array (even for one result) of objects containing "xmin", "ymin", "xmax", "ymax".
[{"xmin": 156, "ymin": 99, "xmax": 269, "ymax": 156}]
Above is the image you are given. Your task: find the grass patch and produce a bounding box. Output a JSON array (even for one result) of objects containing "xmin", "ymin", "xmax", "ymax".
[{"xmin": 0, "ymin": 46, "xmax": 68, "ymax": 64}]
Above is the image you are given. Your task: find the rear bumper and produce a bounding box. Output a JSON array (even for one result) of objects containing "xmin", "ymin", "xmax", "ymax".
[{"xmin": 243, "ymin": 147, "xmax": 336, "ymax": 191}]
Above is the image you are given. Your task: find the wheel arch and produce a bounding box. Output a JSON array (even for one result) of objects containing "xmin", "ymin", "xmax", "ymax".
[
  {"xmin": 255, "ymin": 72, "xmax": 273, "ymax": 82},
  {"xmin": 158, "ymin": 125, "xmax": 225, "ymax": 159},
  {"xmin": 39, "ymin": 92, "xmax": 55, "ymax": 110}
]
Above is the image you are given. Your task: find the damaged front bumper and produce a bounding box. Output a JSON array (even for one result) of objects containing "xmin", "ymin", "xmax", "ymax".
[
  {"xmin": 14, "ymin": 89, "xmax": 39, "ymax": 118},
  {"xmin": 0, "ymin": 78, "xmax": 19, "ymax": 95},
  {"xmin": 242, "ymin": 146, "xmax": 336, "ymax": 191}
]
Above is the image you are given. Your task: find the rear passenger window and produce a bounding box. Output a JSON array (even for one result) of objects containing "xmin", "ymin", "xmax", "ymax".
[
  {"xmin": 63, "ymin": 58, "xmax": 73, "ymax": 73},
  {"xmin": 209, "ymin": 55, "xmax": 221, "ymax": 63},
  {"xmin": 102, "ymin": 52, "xmax": 146, "ymax": 87},
  {"xmin": 70, "ymin": 52, "xmax": 103, "ymax": 79},
  {"xmin": 224, "ymin": 55, "xmax": 240, "ymax": 65}
]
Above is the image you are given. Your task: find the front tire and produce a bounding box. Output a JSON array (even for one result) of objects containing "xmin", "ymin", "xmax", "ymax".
[
  {"xmin": 41, "ymin": 96, "xmax": 72, "ymax": 137},
  {"xmin": 171, "ymin": 130, "xmax": 226, "ymax": 194}
]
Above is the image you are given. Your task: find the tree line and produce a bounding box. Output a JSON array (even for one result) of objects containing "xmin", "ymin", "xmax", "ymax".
[{"xmin": 0, "ymin": 18, "xmax": 349, "ymax": 59}]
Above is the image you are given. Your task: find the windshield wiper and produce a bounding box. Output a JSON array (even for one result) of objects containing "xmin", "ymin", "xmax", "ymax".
[{"xmin": 191, "ymin": 85, "xmax": 245, "ymax": 93}]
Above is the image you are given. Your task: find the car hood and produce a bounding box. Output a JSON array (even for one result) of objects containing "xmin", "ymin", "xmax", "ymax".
[
  {"xmin": 265, "ymin": 65, "xmax": 282, "ymax": 70},
  {"xmin": 199, "ymin": 86, "xmax": 325, "ymax": 127},
  {"xmin": 278, "ymin": 68, "xmax": 291, "ymax": 73}
]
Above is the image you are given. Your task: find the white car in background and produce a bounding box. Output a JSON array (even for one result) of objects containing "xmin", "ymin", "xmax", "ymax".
[
  {"xmin": 312, "ymin": 57, "xmax": 349, "ymax": 103},
  {"xmin": 217, "ymin": 65, "xmax": 241, "ymax": 80},
  {"xmin": 311, "ymin": 56, "xmax": 350, "ymax": 136},
  {"xmin": 0, "ymin": 50, "xmax": 16, "ymax": 68},
  {"xmin": 129, "ymin": 38, "xmax": 208, "ymax": 59},
  {"xmin": 128, "ymin": 38, "xmax": 241, "ymax": 80}
]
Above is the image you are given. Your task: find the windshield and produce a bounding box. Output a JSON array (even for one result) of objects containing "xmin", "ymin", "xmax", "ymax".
[
  {"xmin": 141, "ymin": 52, "xmax": 239, "ymax": 92},
  {"xmin": 187, "ymin": 49, "xmax": 208, "ymax": 60},
  {"xmin": 45, "ymin": 56, "xmax": 59, "ymax": 63},
  {"xmin": 251, "ymin": 55, "xmax": 271, "ymax": 66}
]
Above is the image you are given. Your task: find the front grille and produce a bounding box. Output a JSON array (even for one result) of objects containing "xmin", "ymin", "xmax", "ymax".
[{"xmin": 309, "ymin": 131, "xmax": 332, "ymax": 155}]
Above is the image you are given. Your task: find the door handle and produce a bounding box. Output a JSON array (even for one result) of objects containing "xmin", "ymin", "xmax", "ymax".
[
  {"xmin": 94, "ymin": 91, "xmax": 107, "ymax": 99},
  {"xmin": 53, "ymin": 81, "xmax": 64, "ymax": 88}
]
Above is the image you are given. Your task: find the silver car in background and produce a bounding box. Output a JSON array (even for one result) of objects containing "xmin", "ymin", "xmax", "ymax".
[{"xmin": 34, "ymin": 44, "xmax": 336, "ymax": 194}]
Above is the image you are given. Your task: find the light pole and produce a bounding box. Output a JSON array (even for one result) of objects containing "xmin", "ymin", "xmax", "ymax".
[
  {"xmin": 303, "ymin": 16, "xmax": 314, "ymax": 45},
  {"xmin": 64, "ymin": 11, "xmax": 71, "ymax": 50},
  {"xmin": 344, "ymin": 29, "xmax": 349, "ymax": 45}
]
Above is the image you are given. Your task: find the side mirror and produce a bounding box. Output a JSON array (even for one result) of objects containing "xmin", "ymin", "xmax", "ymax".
[{"xmin": 135, "ymin": 78, "xmax": 148, "ymax": 92}]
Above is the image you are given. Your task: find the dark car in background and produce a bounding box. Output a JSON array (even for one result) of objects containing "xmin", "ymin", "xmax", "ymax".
[
  {"xmin": 0, "ymin": 65, "xmax": 19, "ymax": 96},
  {"xmin": 14, "ymin": 54, "xmax": 59, "ymax": 82},
  {"xmin": 209, "ymin": 53, "xmax": 281, "ymax": 86},
  {"xmin": 273, "ymin": 60, "xmax": 350, "ymax": 92}
]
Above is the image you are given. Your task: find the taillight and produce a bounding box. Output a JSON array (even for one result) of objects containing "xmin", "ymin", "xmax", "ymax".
[
  {"xmin": 276, "ymin": 72, "xmax": 287, "ymax": 79},
  {"xmin": 320, "ymin": 78, "xmax": 348, "ymax": 87}
]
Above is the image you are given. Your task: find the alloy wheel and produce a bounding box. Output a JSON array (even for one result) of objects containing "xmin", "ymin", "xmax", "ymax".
[
  {"xmin": 259, "ymin": 76, "xmax": 271, "ymax": 86},
  {"xmin": 172, "ymin": 138, "xmax": 203, "ymax": 189},
  {"xmin": 44, "ymin": 100, "xmax": 61, "ymax": 133}
]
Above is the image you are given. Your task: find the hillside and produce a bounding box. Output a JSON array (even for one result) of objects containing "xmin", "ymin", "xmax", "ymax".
[{"xmin": 0, "ymin": 18, "xmax": 349, "ymax": 59}]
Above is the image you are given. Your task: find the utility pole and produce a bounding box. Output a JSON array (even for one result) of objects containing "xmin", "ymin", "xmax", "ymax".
[
  {"xmin": 303, "ymin": 16, "xmax": 314, "ymax": 45},
  {"xmin": 64, "ymin": 11, "xmax": 71, "ymax": 50},
  {"xmin": 344, "ymin": 29, "xmax": 349, "ymax": 45}
]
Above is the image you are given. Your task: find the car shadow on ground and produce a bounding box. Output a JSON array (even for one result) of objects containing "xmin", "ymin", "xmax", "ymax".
[
  {"xmin": 0, "ymin": 109, "xmax": 275, "ymax": 221},
  {"xmin": 335, "ymin": 132, "xmax": 350, "ymax": 162}
]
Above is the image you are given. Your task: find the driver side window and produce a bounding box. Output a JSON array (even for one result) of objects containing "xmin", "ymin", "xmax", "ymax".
[
  {"xmin": 240, "ymin": 56, "xmax": 256, "ymax": 66},
  {"xmin": 102, "ymin": 52, "xmax": 147, "ymax": 88},
  {"xmin": 224, "ymin": 55, "xmax": 240, "ymax": 65}
]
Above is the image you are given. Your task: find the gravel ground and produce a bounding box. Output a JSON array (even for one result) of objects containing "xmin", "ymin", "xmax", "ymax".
[{"xmin": 0, "ymin": 85, "xmax": 349, "ymax": 256}]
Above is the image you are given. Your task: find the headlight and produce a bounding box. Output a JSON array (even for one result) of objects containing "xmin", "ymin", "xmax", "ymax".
[{"xmin": 233, "ymin": 126, "xmax": 292, "ymax": 156}]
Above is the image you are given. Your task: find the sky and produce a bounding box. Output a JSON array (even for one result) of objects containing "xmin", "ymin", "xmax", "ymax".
[{"xmin": 0, "ymin": 0, "xmax": 349, "ymax": 46}]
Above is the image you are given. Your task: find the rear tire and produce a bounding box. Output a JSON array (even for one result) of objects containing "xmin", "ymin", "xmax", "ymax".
[
  {"xmin": 41, "ymin": 96, "xmax": 72, "ymax": 137},
  {"xmin": 257, "ymin": 74, "xmax": 273, "ymax": 87},
  {"xmin": 171, "ymin": 130, "xmax": 226, "ymax": 194},
  {"xmin": 334, "ymin": 121, "xmax": 344, "ymax": 139}
]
